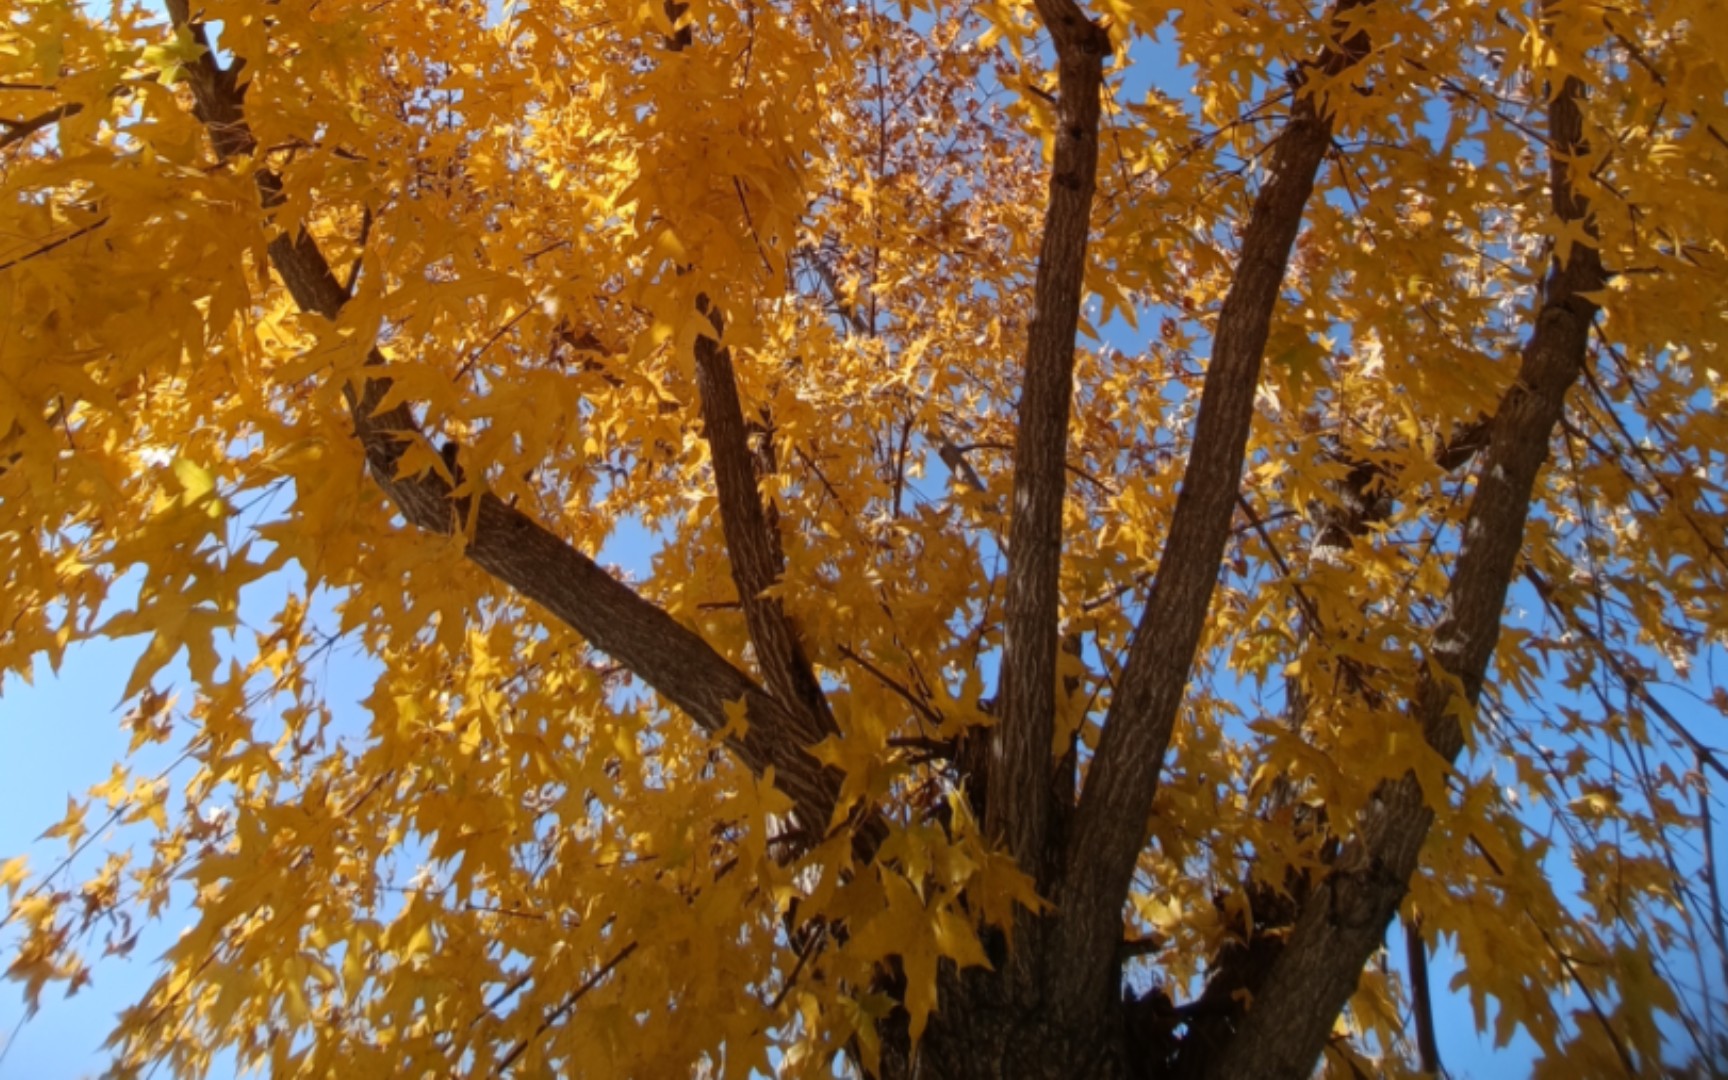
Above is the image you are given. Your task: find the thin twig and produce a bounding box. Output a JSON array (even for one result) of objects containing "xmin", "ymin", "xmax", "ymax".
[
  {"xmin": 838, "ymin": 644, "xmax": 944, "ymax": 728},
  {"xmin": 768, "ymin": 924, "xmax": 825, "ymax": 1011},
  {"xmin": 0, "ymin": 102, "xmax": 81, "ymax": 150},
  {"xmin": 456, "ymin": 305, "xmax": 537, "ymax": 382},
  {"xmin": 493, "ymin": 941, "xmax": 638, "ymax": 1076},
  {"xmin": 0, "ymin": 218, "xmax": 109, "ymax": 272},
  {"xmin": 1235, "ymin": 493, "xmax": 1323, "ymax": 629},
  {"xmin": 1525, "ymin": 567, "xmax": 1728, "ymax": 783}
]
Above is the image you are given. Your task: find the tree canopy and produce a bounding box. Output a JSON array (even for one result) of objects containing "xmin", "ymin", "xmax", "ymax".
[{"xmin": 3, "ymin": 0, "xmax": 1726, "ymax": 1075}]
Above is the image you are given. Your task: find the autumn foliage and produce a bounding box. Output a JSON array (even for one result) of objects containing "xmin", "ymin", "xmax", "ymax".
[{"xmin": 3, "ymin": 0, "xmax": 1726, "ymax": 1075}]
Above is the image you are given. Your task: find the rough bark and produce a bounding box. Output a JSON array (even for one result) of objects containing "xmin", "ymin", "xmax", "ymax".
[
  {"xmin": 1174, "ymin": 428, "xmax": 1494, "ymax": 1073},
  {"xmin": 988, "ymin": 0, "xmax": 1111, "ymax": 890},
  {"xmin": 693, "ymin": 316, "xmax": 836, "ymax": 735},
  {"xmin": 666, "ymin": 0, "xmax": 833, "ymax": 740},
  {"xmin": 1053, "ymin": 5, "xmax": 1371, "ymax": 1017},
  {"xmin": 1201, "ymin": 67, "xmax": 1603, "ymax": 1080}
]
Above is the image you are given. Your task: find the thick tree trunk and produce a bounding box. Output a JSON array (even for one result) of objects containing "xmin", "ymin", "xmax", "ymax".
[
  {"xmin": 870, "ymin": 4, "xmax": 1371, "ymax": 1076},
  {"xmin": 902, "ymin": 975, "xmax": 1136, "ymax": 1080},
  {"xmin": 868, "ymin": 5, "xmax": 1601, "ymax": 1077}
]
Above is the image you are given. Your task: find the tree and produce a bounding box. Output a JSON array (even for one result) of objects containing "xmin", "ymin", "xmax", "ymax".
[{"xmin": 2, "ymin": 0, "xmax": 1725, "ymax": 1074}]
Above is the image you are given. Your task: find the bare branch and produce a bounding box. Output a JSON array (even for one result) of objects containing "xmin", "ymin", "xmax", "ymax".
[
  {"xmin": 0, "ymin": 217, "xmax": 108, "ymax": 273},
  {"xmin": 1524, "ymin": 566, "xmax": 1728, "ymax": 783},
  {"xmin": 1405, "ymin": 917, "xmax": 1442, "ymax": 1077},
  {"xmin": 839, "ymin": 644, "xmax": 944, "ymax": 729},
  {"xmin": 492, "ymin": 941, "xmax": 638, "ymax": 1076},
  {"xmin": 801, "ymin": 245, "xmax": 871, "ymax": 336},
  {"xmin": 0, "ymin": 102, "xmax": 81, "ymax": 150}
]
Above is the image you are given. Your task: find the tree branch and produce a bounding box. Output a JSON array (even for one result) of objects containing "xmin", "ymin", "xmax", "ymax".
[
  {"xmin": 1204, "ymin": 41, "xmax": 1605, "ymax": 1080},
  {"xmin": 0, "ymin": 102, "xmax": 80, "ymax": 151},
  {"xmin": 492, "ymin": 941, "xmax": 638, "ymax": 1076},
  {"xmin": 839, "ymin": 644, "xmax": 944, "ymax": 729},
  {"xmin": 1524, "ymin": 566, "xmax": 1728, "ymax": 783},
  {"xmin": 987, "ymin": 0, "xmax": 1111, "ymax": 890},
  {"xmin": 1405, "ymin": 916, "xmax": 1442, "ymax": 1076},
  {"xmin": 165, "ymin": 1, "xmax": 847, "ymax": 848},
  {"xmin": 693, "ymin": 311, "xmax": 836, "ymax": 735},
  {"xmin": 1054, "ymin": 0, "xmax": 1371, "ymax": 1011},
  {"xmin": 0, "ymin": 217, "xmax": 108, "ymax": 273},
  {"xmin": 1174, "ymin": 397, "xmax": 1494, "ymax": 1073}
]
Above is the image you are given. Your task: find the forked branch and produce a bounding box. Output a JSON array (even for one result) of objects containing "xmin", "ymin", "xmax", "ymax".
[
  {"xmin": 1053, "ymin": 0, "xmax": 1374, "ymax": 1011},
  {"xmin": 164, "ymin": 1, "xmax": 846, "ymax": 847}
]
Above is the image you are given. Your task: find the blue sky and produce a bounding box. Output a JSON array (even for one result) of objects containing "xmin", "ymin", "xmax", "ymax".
[{"xmin": 0, "ymin": 633, "xmax": 234, "ymax": 1079}]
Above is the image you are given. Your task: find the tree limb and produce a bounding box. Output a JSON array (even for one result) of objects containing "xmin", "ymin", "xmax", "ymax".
[
  {"xmin": 0, "ymin": 217, "xmax": 108, "ymax": 273},
  {"xmin": 0, "ymin": 102, "xmax": 80, "ymax": 151},
  {"xmin": 987, "ymin": 0, "xmax": 1111, "ymax": 891},
  {"xmin": 165, "ymin": 0, "xmax": 846, "ymax": 848},
  {"xmin": 1406, "ymin": 916, "xmax": 1442, "ymax": 1077},
  {"xmin": 1524, "ymin": 566, "xmax": 1728, "ymax": 783},
  {"xmin": 693, "ymin": 310, "xmax": 836, "ymax": 735},
  {"xmin": 1203, "ymin": 45, "xmax": 1605, "ymax": 1080},
  {"xmin": 1053, "ymin": 0, "xmax": 1371, "ymax": 1012}
]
